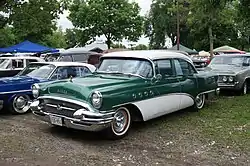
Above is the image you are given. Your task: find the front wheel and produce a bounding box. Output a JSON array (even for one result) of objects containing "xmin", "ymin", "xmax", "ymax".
[
  {"xmin": 104, "ymin": 107, "xmax": 131, "ymax": 140},
  {"xmin": 9, "ymin": 95, "xmax": 31, "ymax": 114},
  {"xmin": 194, "ymin": 93, "xmax": 205, "ymax": 111}
]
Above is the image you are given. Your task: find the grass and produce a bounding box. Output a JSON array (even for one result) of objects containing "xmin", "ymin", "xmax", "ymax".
[{"xmin": 150, "ymin": 94, "xmax": 250, "ymax": 153}]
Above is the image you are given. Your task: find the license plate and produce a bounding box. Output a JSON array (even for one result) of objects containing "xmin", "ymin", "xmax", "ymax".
[{"xmin": 49, "ymin": 115, "xmax": 62, "ymax": 126}]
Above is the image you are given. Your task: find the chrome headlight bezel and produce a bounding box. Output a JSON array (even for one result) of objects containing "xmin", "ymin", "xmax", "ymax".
[
  {"xmin": 222, "ymin": 76, "xmax": 228, "ymax": 82},
  {"xmin": 91, "ymin": 91, "xmax": 102, "ymax": 109},
  {"xmin": 228, "ymin": 76, "xmax": 234, "ymax": 82},
  {"xmin": 32, "ymin": 83, "xmax": 40, "ymax": 98}
]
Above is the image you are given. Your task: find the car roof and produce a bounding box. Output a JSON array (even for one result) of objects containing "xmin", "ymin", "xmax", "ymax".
[
  {"xmin": 101, "ymin": 50, "xmax": 192, "ymax": 62},
  {"xmin": 214, "ymin": 53, "xmax": 250, "ymax": 57},
  {"xmin": 0, "ymin": 56, "xmax": 43, "ymax": 60},
  {"xmin": 60, "ymin": 47, "xmax": 100, "ymax": 55},
  {"xmin": 30, "ymin": 61, "xmax": 96, "ymax": 72}
]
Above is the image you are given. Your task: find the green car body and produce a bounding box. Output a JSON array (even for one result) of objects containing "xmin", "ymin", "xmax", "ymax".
[{"xmin": 30, "ymin": 50, "xmax": 219, "ymax": 139}]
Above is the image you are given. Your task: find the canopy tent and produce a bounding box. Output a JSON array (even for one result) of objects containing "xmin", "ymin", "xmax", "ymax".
[
  {"xmin": 213, "ymin": 45, "xmax": 246, "ymax": 54},
  {"xmin": 0, "ymin": 40, "xmax": 59, "ymax": 53},
  {"xmin": 168, "ymin": 44, "xmax": 198, "ymax": 55}
]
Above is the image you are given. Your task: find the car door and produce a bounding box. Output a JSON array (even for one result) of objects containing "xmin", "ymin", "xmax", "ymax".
[
  {"xmin": 149, "ymin": 59, "xmax": 181, "ymax": 116},
  {"xmin": 173, "ymin": 58, "xmax": 198, "ymax": 110}
]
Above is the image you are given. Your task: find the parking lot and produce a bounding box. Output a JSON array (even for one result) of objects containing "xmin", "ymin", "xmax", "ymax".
[{"xmin": 0, "ymin": 95, "xmax": 249, "ymax": 166}]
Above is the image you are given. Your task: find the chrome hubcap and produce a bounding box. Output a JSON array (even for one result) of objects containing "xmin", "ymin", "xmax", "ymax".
[
  {"xmin": 196, "ymin": 94, "xmax": 205, "ymax": 108},
  {"xmin": 15, "ymin": 96, "xmax": 27, "ymax": 109},
  {"xmin": 13, "ymin": 95, "xmax": 30, "ymax": 113},
  {"xmin": 113, "ymin": 111, "xmax": 127, "ymax": 133}
]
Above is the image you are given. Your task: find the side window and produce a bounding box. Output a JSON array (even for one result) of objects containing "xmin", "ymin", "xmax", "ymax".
[
  {"xmin": 59, "ymin": 55, "xmax": 73, "ymax": 62},
  {"xmin": 174, "ymin": 59, "xmax": 196, "ymax": 76},
  {"xmin": 75, "ymin": 66, "xmax": 91, "ymax": 77},
  {"xmin": 155, "ymin": 59, "xmax": 174, "ymax": 77},
  {"xmin": 12, "ymin": 59, "xmax": 24, "ymax": 68},
  {"xmin": 50, "ymin": 67, "xmax": 77, "ymax": 80},
  {"xmin": 73, "ymin": 54, "xmax": 90, "ymax": 62}
]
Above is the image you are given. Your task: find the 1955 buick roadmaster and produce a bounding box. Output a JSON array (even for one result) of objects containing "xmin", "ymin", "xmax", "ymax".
[{"xmin": 30, "ymin": 50, "xmax": 220, "ymax": 139}]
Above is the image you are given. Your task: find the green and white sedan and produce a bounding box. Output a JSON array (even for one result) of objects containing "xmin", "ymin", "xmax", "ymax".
[{"xmin": 30, "ymin": 50, "xmax": 219, "ymax": 139}]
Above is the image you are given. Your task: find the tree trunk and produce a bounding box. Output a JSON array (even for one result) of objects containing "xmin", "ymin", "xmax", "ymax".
[
  {"xmin": 208, "ymin": 26, "xmax": 213, "ymax": 58},
  {"xmin": 106, "ymin": 37, "xmax": 111, "ymax": 49}
]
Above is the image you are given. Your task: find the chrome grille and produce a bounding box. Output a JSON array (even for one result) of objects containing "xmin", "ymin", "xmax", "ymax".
[{"xmin": 41, "ymin": 99, "xmax": 83, "ymax": 117}]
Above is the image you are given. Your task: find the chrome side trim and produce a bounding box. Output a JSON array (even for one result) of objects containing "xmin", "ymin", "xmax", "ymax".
[
  {"xmin": 199, "ymin": 89, "xmax": 216, "ymax": 95},
  {"xmin": 0, "ymin": 89, "xmax": 31, "ymax": 95}
]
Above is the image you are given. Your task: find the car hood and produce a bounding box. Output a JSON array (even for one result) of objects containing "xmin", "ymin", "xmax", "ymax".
[
  {"xmin": 43, "ymin": 74, "xmax": 146, "ymax": 101},
  {"xmin": 205, "ymin": 65, "xmax": 245, "ymax": 75},
  {"xmin": 0, "ymin": 75, "xmax": 47, "ymax": 92}
]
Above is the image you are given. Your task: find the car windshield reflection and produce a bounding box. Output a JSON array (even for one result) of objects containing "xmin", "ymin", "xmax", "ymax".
[
  {"xmin": 19, "ymin": 64, "xmax": 56, "ymax": 79},
  {"xmin": 96, "ymin": 58, "xmax": 153, "ymax": 78}
]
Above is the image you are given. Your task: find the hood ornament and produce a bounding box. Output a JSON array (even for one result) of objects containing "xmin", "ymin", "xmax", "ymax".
[{"xmin": 69, "ymin": 76, "xmax": 73, "ymax": 82}]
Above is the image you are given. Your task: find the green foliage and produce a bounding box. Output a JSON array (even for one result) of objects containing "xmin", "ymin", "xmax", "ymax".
[
  {"xmin": 0, "ymin": 26, "xmax": 16, "ymax": 47},
  {"xmin": 111, "ymin": 43, "xmax": 127, "ymax": 49},
  {"xmin": 65, "ymin": 28, "xmax": 91, "ymax": 48},
  {"xmin": 41, "ymin": 27, "xmax": 67, "ymax": 48},
  {"xmin": 145, "ymin": 0, "xmax": 190, "ymax": 49},
  {"xmin": 68, "ymin": 0, "xmax": 144, "ymax": 48},
  {"xmin": 132, "ymin": 44, "xmax": 148, "ymax": 50}
]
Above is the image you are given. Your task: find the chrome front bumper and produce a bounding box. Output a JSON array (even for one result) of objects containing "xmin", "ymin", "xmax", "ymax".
[{"xmin": 30, "ymin": 99, "xmax": 115, "ymax": 132}]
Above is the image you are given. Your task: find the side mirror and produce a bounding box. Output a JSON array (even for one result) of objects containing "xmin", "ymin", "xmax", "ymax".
[
  {"xmin": 151, "ymin": 74, "xmax": 162, "ymax": 84},
  {"xmin": 156, "ymin": 74, "xmax": 162, "ymax": 81}
]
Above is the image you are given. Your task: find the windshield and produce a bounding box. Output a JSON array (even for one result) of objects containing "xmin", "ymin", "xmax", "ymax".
[
  {"xmin": 21, "ymin": 64, "xmax": 56, "ymax": 79},
  {"xmin": 209, "ymin": 56, "xmax": 244, "ymax": 66},
  {"xmin": 19, "ymin": 63, "xmax": 46, "ymax": 76},
  {"xmin": 0, "ymin": 59, "xmax": 11, "ymax": 69},
  {"xmin": 96, "ymin": 58, "xmax": 153, "ymax": 78}
]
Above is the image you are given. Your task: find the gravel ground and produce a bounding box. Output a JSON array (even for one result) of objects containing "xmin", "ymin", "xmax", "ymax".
[{"xmin": 0, "ymin": 109, "xmax": 249, "ymax": 166}]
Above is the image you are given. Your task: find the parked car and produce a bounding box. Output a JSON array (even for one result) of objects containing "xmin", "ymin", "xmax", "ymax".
[
  {"xmin": 0, "ymin": 56, "xmax": 44, "ymax": 78},
  {"xmin": 0, "ymin": 62, "xmax": 96, "ymax": 114},
  {"xmin": 191, "ymin": 55, "xmax": 210, "ymax": 68},
  {"xmin": 44, "ymin": 48, "xmax": 102, "ymax": 67},
  {"xmin": 204, "ymin": 53, "xmax": 250, "ymax": 95},
  {"xmin": 30, "ymin": 50, "xmax": 219, "ymax": 139}
]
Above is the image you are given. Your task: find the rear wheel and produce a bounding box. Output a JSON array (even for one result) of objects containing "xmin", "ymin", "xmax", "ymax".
[
  {"xmin": 104, "ymin": 107, "xmax": 131, "ymax": 140},
  {"xmin": 9, "ymin": 95, "xmax": 31, "ymax": 114}
]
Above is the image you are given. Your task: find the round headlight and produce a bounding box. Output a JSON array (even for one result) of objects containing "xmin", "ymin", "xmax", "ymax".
[
  {"xmin": 222, "ymin": 76, "xmax": 227, "ymax": 82},
  {"xmin": 228, "ymin": 76, "xmax": 234, "ymax": 82},
  {"xmin": 32, "ymin": 84, "xmax": 40, "ymax": 98},
  {"xmin": 91, "ymin": 91, "xmax": 102, "ymax": 109}
]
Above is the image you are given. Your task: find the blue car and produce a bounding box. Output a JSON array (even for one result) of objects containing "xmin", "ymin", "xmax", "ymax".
[{"xmin": 0, "ymin": 62, "xmax": 96, "ymax": 114}]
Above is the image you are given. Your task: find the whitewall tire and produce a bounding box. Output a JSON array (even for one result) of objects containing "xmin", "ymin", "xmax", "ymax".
[
  {"xmin": 105, "ymin": 107, "xmax": 131, "ymax": 139},
  {"xmin": 10, "ymin": 95, "xmax": 31, "ymax": 114},
  {"xmin": 194, "ymin": 93, "xmax": 205, "ymax": 110}
]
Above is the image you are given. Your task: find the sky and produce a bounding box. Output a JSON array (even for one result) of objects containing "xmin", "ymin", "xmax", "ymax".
[{"xmin": 57, "ymin": 0, "xmax": 152, "ymax": 47}]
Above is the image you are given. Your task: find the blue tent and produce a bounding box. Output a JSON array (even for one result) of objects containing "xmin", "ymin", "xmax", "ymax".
[{"xmin": 0, "ymin": 40, "xmax": 59, "ymax": 53}]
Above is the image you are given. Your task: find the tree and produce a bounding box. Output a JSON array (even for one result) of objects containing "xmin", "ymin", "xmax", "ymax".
[
  {"xmin": 6, "ymin": 0, "xmax": 67, "ymax": 43},
  {"xmin": 111, "ymin": 43, "xmax": 127, "ymax": 49},
  {"xmin": 0, "ymin": 26, "xmax": 16, "ymax": 47},
  {"xmin": 65, "ymin": 28, "xmax": 91, "ymax": 48},
  {"xmin": 145, "ymin": 0, "xmax": 190, "ymax": 49},
  {"xmin": 41, "ymin": 27, "xmax": 67, "ymax": 48},
  {"xmin": 132, "ymin": 44, "xmax": 148, "ymax": 50},
  {"xmin": 188, "ymin": 0, "xmax": 232, "ymax": 57},
  {"xmin": 68, "ymin": 0, "xmax": 144, "ymax": 49}
]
